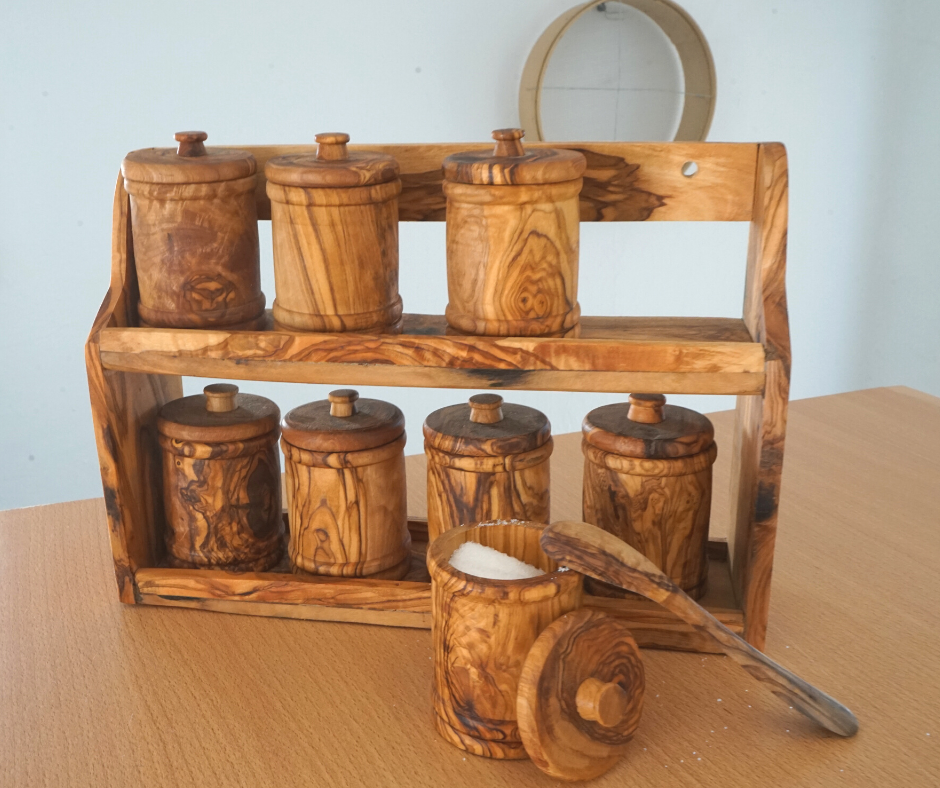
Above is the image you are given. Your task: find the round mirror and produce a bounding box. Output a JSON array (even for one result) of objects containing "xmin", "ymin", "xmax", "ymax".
[{"xmin": 520, "ymin": 0, "xmax": 716, "ymax": 142}]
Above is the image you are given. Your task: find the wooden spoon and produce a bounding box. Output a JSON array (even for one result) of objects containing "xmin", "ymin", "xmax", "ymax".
[{"xmin": 541, "ymin": 521, "xmax": 859, "ymax": 737}]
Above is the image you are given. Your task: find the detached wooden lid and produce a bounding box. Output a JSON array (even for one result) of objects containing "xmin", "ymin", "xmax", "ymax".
[
  {"xmin": 517, "ymin": 609, "xmax": 645, "ymax": 781},
  {"xmin": 157, "ymin": 384, "xmax": 280, "ymax": 443},
  {"xmin": 281, "ymin": 389, "xmax": 405, "ymax": 452},
  {"xmin": 423, "ymin": 394, "xmax": 550, "ymax": 457},
  {"xmin": 582, "ymin": 394, "xmax": 714, "ymax": 459},
  {"xmin": 443, "ymin": 128, "xmax": 586, "ymax": 186},
  {"xmin": 265, "ymin": 133, "xmax": 400, "ymax": 188},
  {"xmin": 122, "ymin": 131, "xmax": 257, "ymax": 184}
]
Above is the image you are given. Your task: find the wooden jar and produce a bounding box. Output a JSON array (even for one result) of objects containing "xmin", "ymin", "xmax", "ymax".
[
  {"xmin": 157, "ymin": 383, "xmax": 283, "ymax": 570},
  {"xmin": 423, "ymin": 394, "xmax": 552, "ymax": 542},
  {"xmin": 266, "ymin": 133, "xmax": 403, "ymax": 332},
  {"xmin": 428, "ymin": 522, "xmax": 645, "ymax": 779},
  {"xmin": 281, "ymin": 389, "xmax": 411, "ymax": 579},
  {"xmin": 442, "ymin": 128, "xmax": 586, "ymax": 336},
  {"xmin": 122, "ymin": 131, "xmax": 265, "ymax": 329},
  {"xmin": 428, "ymin": 522, "xmax": 583, "ymax": 759},
  {"xmin": 582, "ymin": 394, "xmax": 718, "ymax": 599}
]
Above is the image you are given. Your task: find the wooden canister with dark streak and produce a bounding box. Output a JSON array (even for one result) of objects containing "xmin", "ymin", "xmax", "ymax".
[
  {"xmin": 423, "ymin": 394, "xmax": 552, "ymax": 541},
  {"xmin": 157, "ymin": 384, "xmax": 283, "ymax": 570},
  {"xmin": 266, "ymin": 133, "xmax": 403, "ymax": 332},
  {"xmin": 281, "ymin": 389, "xmax": 411, "ymax": 579},
  {"xmin": 427, "ymin": 522, "xmax": 583, "ymax": 758},
  {"xmin": 122, "ymin": 132, "xmax": 265, "ymax": 329},
  {"xmin": 582, "ymin": 394, "xmax": 717, "ymax": 599},
  {"xmin": 443, "ymin": 128, "xmax": 585, "ymax": 337}
]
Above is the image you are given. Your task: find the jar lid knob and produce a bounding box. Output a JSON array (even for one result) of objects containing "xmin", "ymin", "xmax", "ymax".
[
  {"xmin": 469, "ymin": 393, "xmax": 504, "ymax": 424},
  {"xmin": 204, "ymin": 383, "xmax": 238, "ymax": 413},
  {"xmin": 175, "ymin": 131, "xmax": 208, "ymax": 158},
  {"xmin": 492, "ymin": 128, "xmax": 525, "ymax": 157},
  {"xmin": 576, "ymin": 678, "xmax": 629, "ymax": 728},
  {"xmin": 316, "ymin": 132, "xmax": 350, "ymax": 161},
  {"xmin": 627, "ymin": 394, "xmax": 666, "ymax": 424},
  {"xmin": 329, "ymin": 389, "xmax": 359, "ymax": 418}
]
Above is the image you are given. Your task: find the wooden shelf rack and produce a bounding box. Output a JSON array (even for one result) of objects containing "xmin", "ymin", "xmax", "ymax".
[{"xmin": 86, "ymin": 140, "xmax": 790, "ymax": 653}]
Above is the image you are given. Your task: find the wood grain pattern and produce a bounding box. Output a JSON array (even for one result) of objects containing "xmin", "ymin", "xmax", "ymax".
[
  {"xmin": 517, "ymin": 609, "xmax": 645, "ymax": 781},
  {"xmin": 444, "ymin": 178, "xmax": 582, "ymax": 336},
  {"xmin": 266, "ymin": 138, "xmax": 402, "ymax": 332},
  {"xmin": 238, "ymin": 142, "xmax": 757, "ymax": 223},
  {"xmin": 423, "ymin": 397, "xmax": 552, "ymax": 540},
  {"xmin": 9, "ymin": 387, "xmax": 938, "ymax": 788},
  {"xmin": 541, "ymin": 521, "xmax": 858, "ymax": 737},
  {"xmin": 729, "ymin": 143, "xmax": 791, "ymax": 649},
  {"xmin": 425, "ymin": 444, "xmax": 551, "ymax": 541},
  {"xmin": 124, "ymin": 148, "xmax": 265, "ymax": 328},
  {"xmin": 85, "ymin": 175, "xmax": 182, "ymax": 601},
  {"xmin": 427, "ymin": 523, "xmax": 583, "ymax": 759},
  {"xmin": 283, "ymin": 436, "xmax": 411, "ymax": 578},
  {"xmin": 97, "ymin": 317, "xmax": 766, "ymax": 395},
  {"xmin": 582, "ymin": 442, "xmax": 716, "ymax": 598},
  {"xmin": 160, "ymin": 433, "xmax": 283, "ymax": 570}
]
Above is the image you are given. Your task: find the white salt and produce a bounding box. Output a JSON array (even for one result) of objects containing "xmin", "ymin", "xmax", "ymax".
[{"xmin": 449, "ymin": 542, "xmax": 545, "ymax": 580}]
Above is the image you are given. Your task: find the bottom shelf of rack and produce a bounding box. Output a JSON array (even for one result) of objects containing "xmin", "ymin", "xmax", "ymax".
[{"xmin": 133, "ymin": 518, "xmax": 742, "ymax": 653}]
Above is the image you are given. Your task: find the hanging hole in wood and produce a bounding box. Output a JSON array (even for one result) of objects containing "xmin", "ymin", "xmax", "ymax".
[{"xmin": 681, "ymin": 160, "xmax": 699, "ymax": 177}]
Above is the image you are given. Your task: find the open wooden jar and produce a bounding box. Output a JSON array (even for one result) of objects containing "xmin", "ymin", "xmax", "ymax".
[
  {"xmin": 442, "ymin": 128, "xmax": 585, "ymax": 337},
  {"xmin": 423, "ymin": 394, "xmax": 552, "ymax": 541},
  {"xmin": 266, "ymin": 133, "xmax": 403, "ymax": 333},
  {"xmin": 157, "ymin": 383, "xmax": 283, "ymax": 570},
  {"xmin": 122, "ymin": 131, "xmax": 265, "ymax": 329},
  {"xmin": 281, "ymin": 389, "xmax": 411, "ymax": 579},
  {"xmin": 582, "ymin": 394, "xmax": 717, "ymax": 599},
  {"xmin": 428, "ymin": 521, "xmax": 645, "ymax": 780}
]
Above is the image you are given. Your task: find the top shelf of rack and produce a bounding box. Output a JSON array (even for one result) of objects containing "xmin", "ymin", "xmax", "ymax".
[{"xmin": 98, "ymin": 313, "xmax": 764, "ymax": 395}]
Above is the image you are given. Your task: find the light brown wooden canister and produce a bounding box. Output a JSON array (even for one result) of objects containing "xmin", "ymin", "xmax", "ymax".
[
  {"xmin": 582, "ymin": 394, "xmax": 717, "ymax": 599},
  {"xmin": 157, "ymin": 384, "xmax": 283, "ymax": 570},
  {"xmin": 265, "ymin": 133, "xmax": 403, "ymax": 332},
  {"xmin": 427, "ymin": 522, "xmax": 583, "ymax": 759},
  {"xmin": 423, "ymin": 394, "xmax": 553, "ymax": 542},
  {"xmin": 281, "ymin": 389, "xmax": 411, "ymax": 579},
  {"xmin": 442, "ymin": 128, "xmax": 586, "ymax": 337},
  {"xmin": 122, "ymin": 132, "xmax": 265, "ymax": 329}
]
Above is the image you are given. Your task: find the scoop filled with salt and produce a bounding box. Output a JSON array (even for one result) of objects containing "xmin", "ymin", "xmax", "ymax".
[{"xmin": 448, "ymin": 541, "xmax": 545, "ymax": 580}]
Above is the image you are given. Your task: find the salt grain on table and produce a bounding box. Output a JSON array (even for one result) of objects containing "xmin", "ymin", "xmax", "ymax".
[{"xmin": 448, "ymin": 541, "xmax": 544, "ymax": 580}]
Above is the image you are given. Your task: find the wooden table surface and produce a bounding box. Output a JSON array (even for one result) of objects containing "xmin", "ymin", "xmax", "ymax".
[{"xmin": 2, "ymin": 386, "xmax": 939, "ymax": 787}]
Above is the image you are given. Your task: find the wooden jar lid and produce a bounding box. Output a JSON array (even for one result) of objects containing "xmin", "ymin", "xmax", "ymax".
[
  {"xmin": 157, "ymin": 384, "xmax": 280, "ymax": 443},
  {"xmin": 281, "ymin": 389, "xmax": 405, "ymax": 452},
  {"xmin": 443, "ymin": 128, "xmax": 586, "ymax": 186},
  {"xmin": 582, "ymin": 394, "xmax": 714, "ymax": 459},
  {"xmin": 122, "ymin": 131, "xmax": 257, "ymax": 184},
  {"xmin": 517, "ymin": 609, "xmax": 645, "ymax": 781},
  {"xmin": 423, "ymin": 394, "xmax": 550, "ymax": 457},
  {"xmin": 265, "ymin": 132, "xmax": 400, "ymax": 188}
]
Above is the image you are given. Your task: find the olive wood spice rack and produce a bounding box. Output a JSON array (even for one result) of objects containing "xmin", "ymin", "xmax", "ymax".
[{"xmin": 86, "ymin": 140, "xmax": 789, "ymax": 653}]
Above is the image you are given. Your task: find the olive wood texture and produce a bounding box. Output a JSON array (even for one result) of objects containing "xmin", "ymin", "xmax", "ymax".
[
  {"xmin": 427, "ymin": 522, "xmax": 583, "ymax": 759},
  {"xmin": 122, "ymin": 132, "xmax": 265, "ymax": 329},
  {"xmin": 239, "ymin": 142, "xmax": 758, "ymax": 222},
  {"xmin": 281, "ymin": 391, "xmax": 410, "ymax": 578},
  {"xmin": 517, "ymin": 609, "xmax": 645, "ymax": 781},
  {"xmin": 424, "ymin": 396, "xmax": 552, "ymax": 540},
  {"xmin": 88, "ymin": 141, "xmax": 788, "ymax": 653},
  {"xmin": 541, "ymin": 521, "xmax": 859, "ymax": 738},
  {"xmin": 266, "ymin": 133, "xmax": 402, "ymax": 333},
  {"xmin": 443, "ymin": 130, "xmax": 584, "ymax": 336},
  {"xmin": 12, "ymin": 387, "xmax": 940, "ymax": 788}
]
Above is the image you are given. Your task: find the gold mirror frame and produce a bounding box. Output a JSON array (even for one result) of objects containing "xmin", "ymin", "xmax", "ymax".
[{"xmin": 520, "ymin": 0, "xmax": 717, "ymax": 141}]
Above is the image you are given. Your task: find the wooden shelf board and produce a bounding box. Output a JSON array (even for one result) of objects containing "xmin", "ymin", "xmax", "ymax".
[
  {"xmin": 99, "ymin": 314, "xmax": 765, "ymax": 395},
  {"xmin": 133, "ymin": 535, "xmax": 741, "ymax": 653}
]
